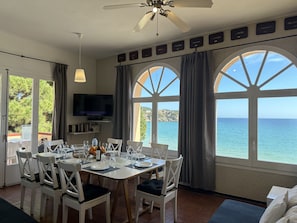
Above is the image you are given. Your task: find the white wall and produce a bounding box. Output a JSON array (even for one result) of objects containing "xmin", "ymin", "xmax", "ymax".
[{"xmin": 96, "ymin": 15, "xmax": 297, "ymax": 202}]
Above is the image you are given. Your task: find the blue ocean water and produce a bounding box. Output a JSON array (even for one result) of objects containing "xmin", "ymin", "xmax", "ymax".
[
  {"xmin": 217, "ymin": 118, "xmax": 297, "ymax": 164},
  {"xmin": 143, "ymin": 122, "xmax": 178, "ymax": 151},
  {"xmin": 144, "ymin": 119, "xmax": 297, "ymax": 164}
]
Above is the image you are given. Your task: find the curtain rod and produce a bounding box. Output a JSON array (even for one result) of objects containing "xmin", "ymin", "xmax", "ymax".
[
  {"xmin": 119, "ymin": 33, "xmax": 297, "ymax": 67},
  {"xmin": 0, "ymin": 49, "xmax": 67, "ymax": 65}
]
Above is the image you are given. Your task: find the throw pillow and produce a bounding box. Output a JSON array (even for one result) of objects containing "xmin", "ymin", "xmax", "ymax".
[
  {"xmin": 276, "ymin": 216, "xmax": 289, "ymax": 223},
  {"xmin": 283, "ymin": 205, "xmax": 297, "ymax": 222},
  {"xmin": 260, "ymin": 191, "xmax": 288, "ymax": 223},
  {"xmin": 288, "ymin": 185, "xmax": 297, "ymax": 209}
]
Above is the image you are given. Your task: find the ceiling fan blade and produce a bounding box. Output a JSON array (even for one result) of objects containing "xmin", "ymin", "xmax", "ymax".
[
  {"xmin": 172, "ymin": 0, "xmax": 213, "ymax": 8},
  {"xmin": 103, "ymin": 3, "xmax": 146, "ymax": 10},
  {"xmin": 165, "ymin": 11, "xmax": 191, "ymax": 32},
  {"xmin": 133, "ymin": 11, "xmax": 154, "ymax": 32}
]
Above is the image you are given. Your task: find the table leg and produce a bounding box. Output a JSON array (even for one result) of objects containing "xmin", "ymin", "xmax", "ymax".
[
  {"xmin": 111, "ymin": 180, "xmax": 121, "ymax": 218},
  {"xmin": 123, "ymin": 179, "xmax": 133, "ymax": 223},
  {"xmin": 111, "ymin": 180, "xmax": 133, "ymax": 223}
]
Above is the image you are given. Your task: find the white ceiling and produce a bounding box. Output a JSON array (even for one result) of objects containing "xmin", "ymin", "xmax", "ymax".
[{"xmin": 0, "ymin": 0, "xmax": 297, "ymax": 60}]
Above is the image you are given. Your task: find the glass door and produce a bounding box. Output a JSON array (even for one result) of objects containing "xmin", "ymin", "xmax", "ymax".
[{"xmin": 5, "ymin": 75, "xmax": 34, "ymax": 185}]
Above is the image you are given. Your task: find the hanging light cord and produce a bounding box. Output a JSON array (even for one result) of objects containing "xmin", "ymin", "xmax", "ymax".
[
  {"xmin": 156, "ymin": 10, "xmax": 159, "ymax": 36},
  {"xmin": 78, "ymin": 33, "xmax": 83, "ymax": 68}
]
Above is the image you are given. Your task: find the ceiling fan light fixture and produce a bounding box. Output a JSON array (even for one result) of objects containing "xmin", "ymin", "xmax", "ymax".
[
  {"xmin": 153, "ymin": 6, "xmax": 158, "ymax": 13},
  {"xmin": 74, "ymin": 33, "xmax": 86, "ymax": 83}
]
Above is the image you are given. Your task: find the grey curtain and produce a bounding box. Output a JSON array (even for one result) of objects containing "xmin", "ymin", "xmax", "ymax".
[
  {"xmin": 178, "ymin": 51, "xmax": 215, "ymax": 191},
  {"xmin": 112, "ymin": 65, "xmax": 132, "ymax": 150},
  {"xmin": 52, "ymin": 63, "xmax": 68, "ymax": 141}
]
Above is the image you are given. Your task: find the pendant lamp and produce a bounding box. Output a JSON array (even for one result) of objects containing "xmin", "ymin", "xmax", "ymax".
[{"xmin": 74, "ymin": 33, "xmax": 86, "ymax": 83}]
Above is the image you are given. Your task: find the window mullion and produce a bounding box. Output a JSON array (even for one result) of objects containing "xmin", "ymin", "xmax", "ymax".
[{"xmin": 249, "ymin": 94, "xmax": 258, "ymax": 165}]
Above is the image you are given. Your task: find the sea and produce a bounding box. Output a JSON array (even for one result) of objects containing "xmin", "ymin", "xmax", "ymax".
[{"xmin": 143, "ymin": 118, "xmax": 297, "ymax": 165}]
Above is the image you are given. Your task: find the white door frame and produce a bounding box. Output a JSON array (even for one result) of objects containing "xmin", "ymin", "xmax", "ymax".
[{"xmin": 0, "ymin": 69, "xmax": 8, "ymax": 188}]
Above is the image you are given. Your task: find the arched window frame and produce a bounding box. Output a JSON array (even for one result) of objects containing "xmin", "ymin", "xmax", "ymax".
[
  {"xmin": 214, "ymin": 45, "xmax": 297, "ymax": 174},
  {"xmin": 132, "ymin": 63, "xmax": 180, "ymax": 152}
]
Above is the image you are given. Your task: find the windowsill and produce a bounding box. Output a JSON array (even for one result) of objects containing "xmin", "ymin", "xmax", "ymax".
[{"xmin": 216, "ymin": 159, "xmax": 297, "ymax": 177}]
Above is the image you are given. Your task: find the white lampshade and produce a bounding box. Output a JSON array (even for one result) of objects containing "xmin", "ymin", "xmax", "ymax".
[{"xmin": 74, "ymin": 68, "xmax": 86, "ymax": 83}]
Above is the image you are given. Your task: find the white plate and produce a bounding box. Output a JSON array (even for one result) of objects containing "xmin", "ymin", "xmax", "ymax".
[
  {"xmin": 135, "ymin": 161, "xmax": 152, "ymax": 168},
  {"xmin": 132, "ymin": 153, "xmax": 146, "ymax": 159},
  {"xmin": 90, "ymin": 163, "xmax": 110, "ymax": 171},
  {"xmin": 38, "ymin": 152, "xmax": 63, "ymax": 159},
  {"xmin": 62, "ymin": 158, "xmax": 81, "ymax": 164}
]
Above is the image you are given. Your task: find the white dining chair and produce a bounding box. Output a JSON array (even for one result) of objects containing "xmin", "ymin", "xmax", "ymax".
[
  {"xmin": 44, "ymin": 139, "xmax": 64, "ymax": 153},
  {"xmin": 58, "ymin": 161, "xmax": 111, "ymax": 223},
  {"xmin": 135, "ymin": 155, "xmax": 183, "ymax": 223},
  {"xmin": 16, "ymin": 150, "xmax": 40, "ymax": 216},
  {"xmin": 127, "ymin": 140, "xmax": 143, "ymax": 152},
  {"xmin": 107, "ymin": 138, "xmax": 122, "ymax": 156},
  {"xmin": 36, "ymin": 154, "xmax": 62, "ymax": 223},
  {"xmin": 149, "ymin": 143, "xmax": 169, "ymax": 179}
]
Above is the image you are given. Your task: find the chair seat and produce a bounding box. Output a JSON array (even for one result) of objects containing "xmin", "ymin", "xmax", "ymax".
[
  {"xmin": 83, "ymin": 184, "xmax": 109, "ymax": 202},
  {"xmin": 137, "ymin": 179, "xmax": 163, "ymax": 196}
]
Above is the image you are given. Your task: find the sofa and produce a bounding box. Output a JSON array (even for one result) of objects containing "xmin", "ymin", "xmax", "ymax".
[
  {"xmin": 0, "ymin": 197, "xmax": 38, "ymax": 223},
  {"xmin": 209, "ymin": 185, "xmax": 297, "ymax": 223}
]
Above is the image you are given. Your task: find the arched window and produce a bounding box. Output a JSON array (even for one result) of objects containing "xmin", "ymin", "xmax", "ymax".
[
  {"xmin": 214, "ymin": 47, "xmax": 297, "ymax": 171},
  {"xmin": 132, "ymin": 64, "xmax": 180, "ymax": 150}
]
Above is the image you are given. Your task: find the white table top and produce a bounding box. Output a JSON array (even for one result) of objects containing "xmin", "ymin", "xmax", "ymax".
[{"xmin": 81, "ymin": 157, "xmax": 165, "ymax": 180}]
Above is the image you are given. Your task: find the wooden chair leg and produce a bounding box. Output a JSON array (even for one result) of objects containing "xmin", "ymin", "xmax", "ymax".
[
  {"xmin": 135, "ymin": 193, "xmax": 141, "ymax": 223},
  {"xmin": 106, "ymin": 195, "xmax": 111, "ymax": 223},
  {"xmin": 20, "ymin": 185, "xmax": 25, "ymax": 210},
  {"xmin": 30, "ymin": 188, "xmax": 36, "ymax": 216},
  {"xmin": 79, "ymin": 209, "xmax": 86, "ymax": 223},
  {"xmin": 62, "ymin": 203, "xmax": 68, "ymax": 223}
]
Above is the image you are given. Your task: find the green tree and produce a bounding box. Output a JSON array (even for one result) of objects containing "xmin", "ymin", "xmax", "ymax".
[
  {"xmin": 140, "ymin": 107, "xmax": 146, "ymax": 141},
  {"xmin": 8, "ymin": 75, "xmax": 53, "ymax": 134}
]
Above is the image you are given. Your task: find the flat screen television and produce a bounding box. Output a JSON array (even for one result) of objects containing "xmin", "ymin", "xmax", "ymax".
[{"xmin": 73, "ymin": 94, "xmax": 113, "ymax": 118}]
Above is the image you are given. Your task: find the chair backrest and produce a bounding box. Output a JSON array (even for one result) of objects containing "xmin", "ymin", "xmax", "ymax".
[
  {"xmin": 107, "ymin": 138, "xmax": 123, "ymax": 155},
  {"xmin": 16, "ymin": 150, "xmax": 36, "ymax": 181},
  {"xmin": 161, "ymin": 155, "xmax": 183, "ymax": 195},
  {"xmin": 127, "ymin": 140, "xmax": 143, "ymax": 153},
  {"xmin": 44, "ymin": 139, "xmax": 64, "ymax": 152},
  {"xmin": 58, "ymin": 161, "xmax": 85, "ymax": 202},
  {"xmin": 150, "ymin": 143, "xmax": 169, "ymax": 160},
  {"xmin": 36, "ymin": 154, "xmax": 59, "ymax": 189}
]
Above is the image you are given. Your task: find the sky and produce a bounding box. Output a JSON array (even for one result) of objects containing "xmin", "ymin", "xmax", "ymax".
[{"xmin": 217, "ymin": 50, "xmax": 297, "ymax": 119}]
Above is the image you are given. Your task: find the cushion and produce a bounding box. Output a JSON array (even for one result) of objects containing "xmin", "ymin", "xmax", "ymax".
[
  {"xmin": 137, "ymin": 179, "xmax": 163, "ymax": 196},
  {"xmin": 288, "ymin": 185, "xmax": 297, "ymax": 208},
  {"xmin": 260, "ymin": 191, "xmax": 288, "ymax": 223},
  {"xmin": 208, "ymin": 199, "xmax": 265, "ymax": 223},
  {"xmin": 276, "ymin": 216, "xmax": 289, "ymax": 223},
  {"xmin": 283, "ymin": 205, "xmax": 297, "ymax": 222},
  {"xmin": 83, "ymin": 184, "xmax": 109, "ymax": 202}
]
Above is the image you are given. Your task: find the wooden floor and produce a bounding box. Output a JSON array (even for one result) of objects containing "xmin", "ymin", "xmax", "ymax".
[{"xmin": 0, "ymin": 177, "xmax": 265, "ymax": 223}]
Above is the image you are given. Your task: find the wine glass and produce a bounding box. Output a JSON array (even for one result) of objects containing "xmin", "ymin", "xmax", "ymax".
[{"xmin": 83, "ymin": 140, "xmax": 89, "ymax": 163}]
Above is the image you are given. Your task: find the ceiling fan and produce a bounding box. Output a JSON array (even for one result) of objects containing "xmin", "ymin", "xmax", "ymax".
[{"xmin": 103, "ymin": 0, "xmax": 213, "ymax": 33}]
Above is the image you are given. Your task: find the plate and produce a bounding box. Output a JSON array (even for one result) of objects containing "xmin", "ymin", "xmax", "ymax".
[
  {"xmin": 62, "ymin": 158, "xmax": 81, "ymax": 164},
  {"xmin": 132, "ymin": 153, "xmax": 146, "ymax": 159},
  {"xmin": 135, "ymin": 161, "xmax": 152, "ymax": 168},
  {"xmin": 90, "ymin": 163, "xmax": 110, "ymax": 171},
  {"xmin": 38, "ymin": 152, "xmax": 63, "ymax": 159}
]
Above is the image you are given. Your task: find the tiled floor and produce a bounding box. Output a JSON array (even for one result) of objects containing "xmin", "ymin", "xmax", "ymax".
[{"xmin": 0, "ymin": 177, "xmax": 264, "ymax": 223}]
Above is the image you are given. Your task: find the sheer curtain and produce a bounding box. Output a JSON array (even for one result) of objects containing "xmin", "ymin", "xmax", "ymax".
[
  {"xmin": 112, "ymin": 65, "xmax": 132, "ymax": 149},
  {"xmin": 52, "ymin": 63, "xmax": 68, "ymax": 141},
  {"xmin": 178, "ymin": 51, "xmax": 215, "ymax": 190}
]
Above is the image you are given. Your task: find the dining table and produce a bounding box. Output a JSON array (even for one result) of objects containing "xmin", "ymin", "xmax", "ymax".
[
  {"xmin": 81, "ymin": 153, "xmax": 166, "ymax": 223},
  {"xmin": 33, "ymin": 149, "xmax": 165, "ymax": 223}
]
